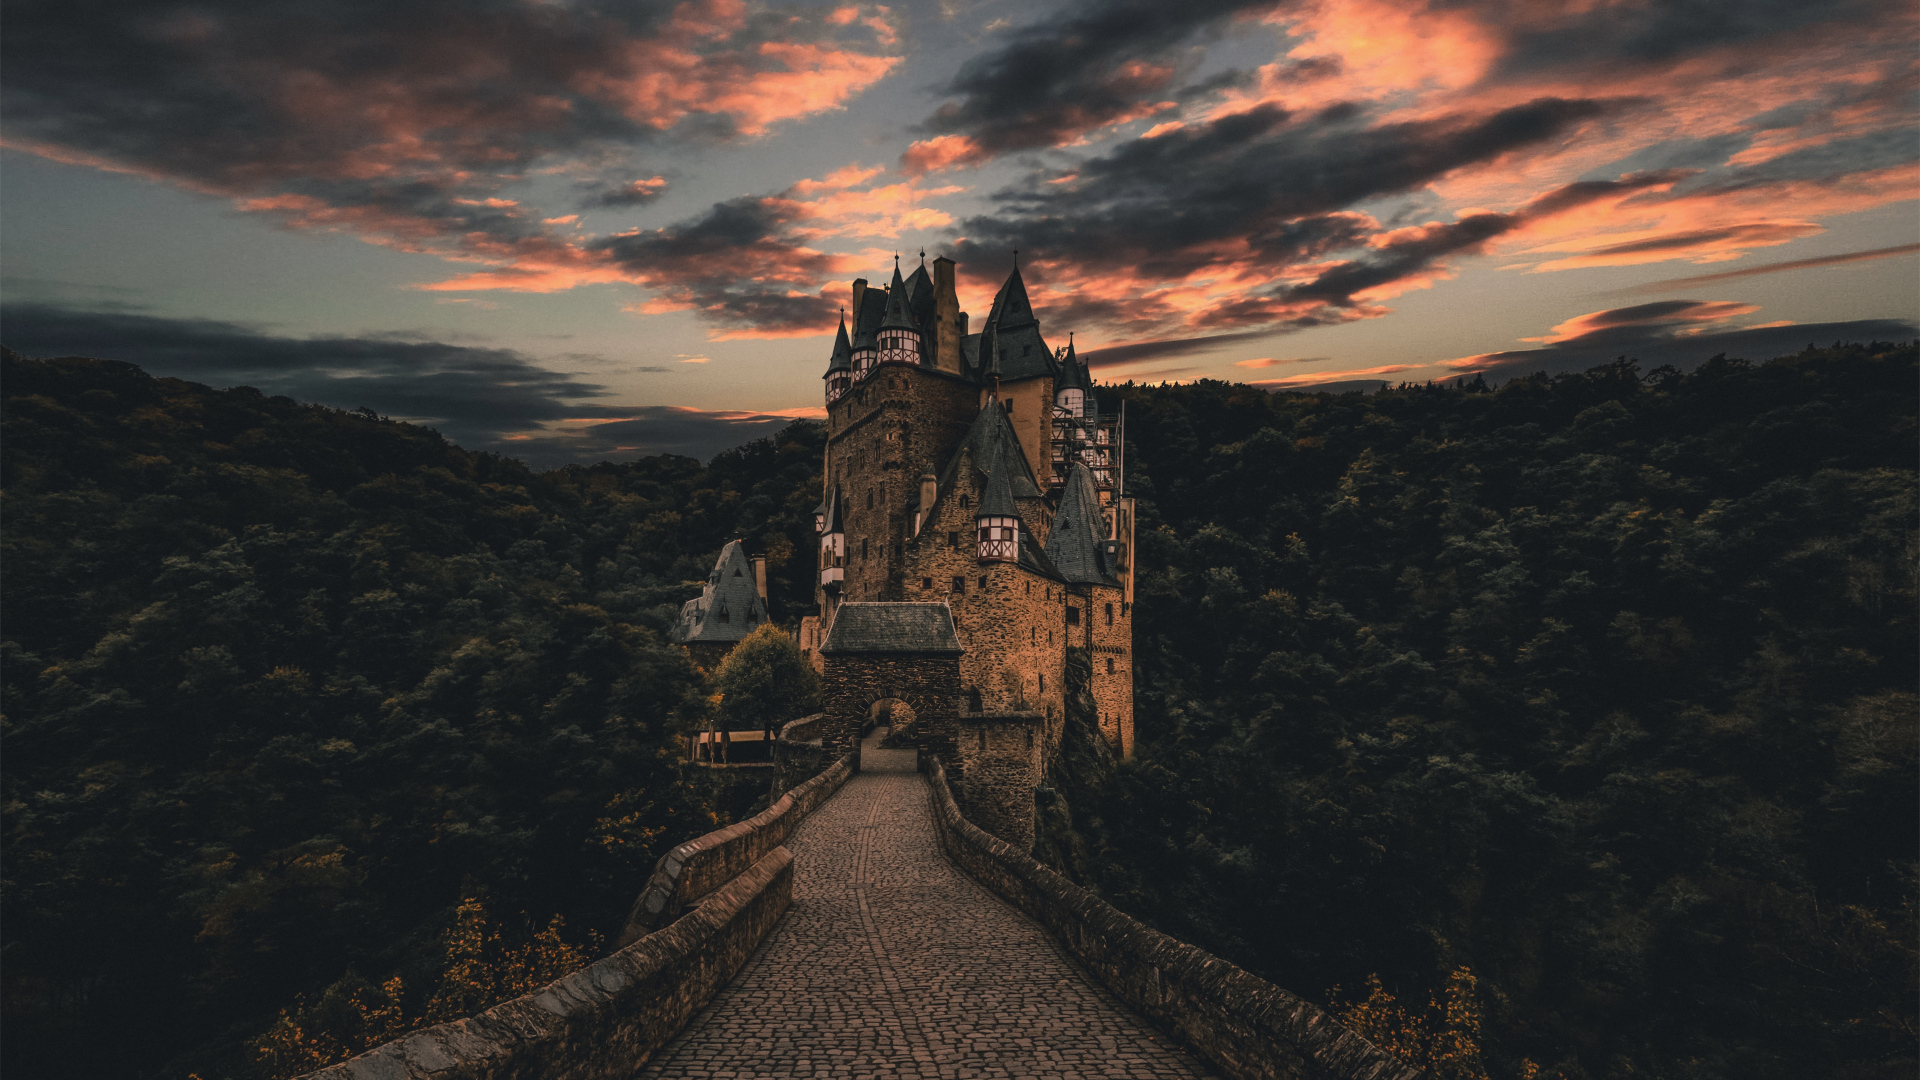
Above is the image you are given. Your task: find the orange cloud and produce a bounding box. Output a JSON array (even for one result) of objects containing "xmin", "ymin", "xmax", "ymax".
[
  {"xmin": 1523, "ymin": 300, "xmax": 1762, "ymax": 345},
  {"xmin": 900, "ymin": 134, "xmax": 986, "ymax": 176}
]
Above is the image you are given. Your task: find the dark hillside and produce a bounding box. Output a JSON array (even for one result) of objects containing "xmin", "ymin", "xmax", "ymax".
[
  {"xmin": 1042, "ymin": 345, "xmax": 1917, "ymax": 1078},
  {"xmin": 0, "ymin": 350, "xmax": 825, "ymax": 1078}
]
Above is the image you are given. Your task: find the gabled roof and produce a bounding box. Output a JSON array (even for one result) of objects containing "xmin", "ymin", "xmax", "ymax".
[
  {"xmin": 670, "ymin": 539, "xmax": 768, "ymax": 644},
  {"xmin": 936, "ymin": 400, "xmax": 1042, "ymax": 501},
  {"xmin": 1045, "ymin": 462, "xmax": 1120, "ymax": 586},
  {"xmin": 820, "ymin": 603, "xmax": 963, "ymax": 654}
]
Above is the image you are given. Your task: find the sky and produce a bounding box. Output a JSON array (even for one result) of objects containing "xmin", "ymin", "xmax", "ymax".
[{"xmin": 3, "ymin": 0, "xmax": 1915, "ymax": 468}]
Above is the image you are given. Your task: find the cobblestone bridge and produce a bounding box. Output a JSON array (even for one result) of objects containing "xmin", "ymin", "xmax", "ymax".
[{"xmin": 638, "ymin": 731, "xmax": 1214, "ymax": 1080}]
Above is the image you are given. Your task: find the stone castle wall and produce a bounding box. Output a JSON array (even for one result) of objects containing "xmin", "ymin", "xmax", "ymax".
[
  {"xmin": 1074, "ymin": 581, "xmax": 1135, "ymax": 758},
  {"xmin": 951, "ymin": 712, "xmax": 1042, "ymax": 852},
  {"xmin": 819, "ymin": 651, "xmax": 961, "ymax": 762}
]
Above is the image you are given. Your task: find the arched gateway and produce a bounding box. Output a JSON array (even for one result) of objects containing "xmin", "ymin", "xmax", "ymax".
[{"xmin": 816, "ymin": 603, "xmax": 963, "ymax": 766}]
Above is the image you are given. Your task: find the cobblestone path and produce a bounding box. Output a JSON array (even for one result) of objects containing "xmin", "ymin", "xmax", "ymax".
[{"xmin": 637, "ymin": 730, "xmax": 1214, "ymax": 1079}]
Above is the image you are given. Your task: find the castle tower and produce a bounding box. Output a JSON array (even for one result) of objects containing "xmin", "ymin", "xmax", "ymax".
[{"xmin": 789, "ymin": 256, "xmax": 1134, "ymax": 780}]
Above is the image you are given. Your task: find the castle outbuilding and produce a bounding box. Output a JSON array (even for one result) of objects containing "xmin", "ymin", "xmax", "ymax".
[
  {"xmin": 670, "ymin": 539, "xmax": 772, "ymax": 669},
  {"xmin": 798, "ymin": 256, "xmax": 1137, "ymax": 766}
]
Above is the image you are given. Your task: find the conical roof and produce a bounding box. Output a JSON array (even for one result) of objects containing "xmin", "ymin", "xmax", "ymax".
[
  {"xmin": 879, "ymin": 262, "xmax": 918, "ymax": 332},
  {"xmin": 986, "ymin": 264, "xmax": 1035, "ymax": 330},
  {"xmin": 979, "ymin": 457, "xmax": 1018, "ymax": 517},
  {"xmin": 1044, "ymin": 463, "xmax": 1117, "ymax": 584},
  {"xmin": 825, "ymin": 314, "xmax": 852, "ymax": 373},
  {"xmin": 1056, "ymin": 334, "xmax": 1089, "ymax": 391}
]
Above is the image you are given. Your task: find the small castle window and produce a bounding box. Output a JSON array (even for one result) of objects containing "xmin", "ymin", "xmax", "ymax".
[
  {"xmin": 979, "ymin": 574, "xmax": 988, "ymax": 589},
  {"xmin": 948, "ymin": 530, "xmax": 960, "ymax": 549},
  {"xmin": 1025, "ymin": 581, "xmax": 1031, "ymax": 595},
  {"xmin": 922, "ymin": 577, "xmax": 933, "ymax": 590},
  {"xmin": 1105, "ymin": 602, "xmax": 1113, "ymax": 626},
  {"xmin": 867, "ymin": 490, "xmax": 874, "ymax": 509},
  {"xmin": 1030, "ymin": 627, "xmax": 1036, "ymax": 643},
  {"xmin": 862, "ymin": 538, "xmax": 869, "ymax": 558},
  {"xmin": 952, "ymin": 575, "xmax": 965, "ymax": 593},
  {"xmin": 1066, "ymin": 607, "xmax": 1080, "ymax": 626},
  {"xmin": 959, "ymin": 494, "xmax": 970, "ymax": 509},
  {"xmin": 1039, "ymin": 673, "xmax": 1046, "ymax": 693},
  {"xmin": 1106, "ymin": 657, "xmax": 1115, "ymax": 675}
]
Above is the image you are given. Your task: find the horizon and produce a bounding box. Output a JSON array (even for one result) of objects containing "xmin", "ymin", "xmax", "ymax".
[{"xmin": 4, "ymin": 0, "xmax": 1916, "ymax": 469}]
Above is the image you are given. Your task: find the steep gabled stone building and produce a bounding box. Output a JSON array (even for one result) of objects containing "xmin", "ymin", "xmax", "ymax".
[
  {"xmin": 670, "ymin": 539, "xmax": 772, "ymax": 669},
  {"xmin": 799, "ymin": 256, "xmax": 1137, "ymax": 764}
]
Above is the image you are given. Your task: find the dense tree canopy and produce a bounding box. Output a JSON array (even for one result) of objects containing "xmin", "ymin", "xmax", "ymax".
[
  {"xmin": 0, "ymin": 350, "xmax": 824, "ymax": 1078},
  {"xmin": 4, "ymin": 341, "xmax": 1912, "ymax": 1080},
  {"xmin": 1039, "ymin": 344, "xmax": 1918, "ymax": 1080}
]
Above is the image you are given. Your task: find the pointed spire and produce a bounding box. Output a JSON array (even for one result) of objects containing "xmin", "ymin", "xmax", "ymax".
[
  {"xmin": 826, "ymin": 309, "xmax": 852, "ymax": 373},
  {"xmin": 880, "ymin": 260, "xmax": 917, "ymax": 331}
]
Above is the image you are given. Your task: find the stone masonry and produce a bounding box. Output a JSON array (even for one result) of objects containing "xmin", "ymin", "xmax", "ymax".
[
  {"xmin": 951, "ymin": 712, "xmax": 1042, "ymax": 852},
  {"xmin": 636, "ymin": 729, "xmax": 1215, "ymax": 1080}
]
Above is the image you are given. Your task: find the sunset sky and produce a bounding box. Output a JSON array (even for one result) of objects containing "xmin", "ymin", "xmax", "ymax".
[{"xmin": 4, "ymin": 0, "xmax": 1916, "ymax": 466}]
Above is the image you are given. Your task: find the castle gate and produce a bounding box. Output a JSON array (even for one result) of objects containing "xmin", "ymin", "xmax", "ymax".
[{"xmin": 816, "ymin": 603, "xmax": 962, "ymax": 769}]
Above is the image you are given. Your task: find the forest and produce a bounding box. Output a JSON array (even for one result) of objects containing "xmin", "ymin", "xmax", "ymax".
[{"xmin": 3, "ymin": 341, "xmax": 1914, "ymax": 1079}]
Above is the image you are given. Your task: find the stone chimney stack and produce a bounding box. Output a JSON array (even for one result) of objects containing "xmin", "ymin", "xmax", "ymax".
[
  {"xmin": 850, "ymin": 278, "xmax": 869, "ymax": 325},
  {"xmin": 933, "ymin": 257, "xmax": 961, "ymax": 374}
]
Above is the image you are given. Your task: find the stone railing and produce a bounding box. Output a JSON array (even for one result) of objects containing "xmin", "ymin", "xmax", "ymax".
[
  {"xmin": 616, "ymin": 743, "xmax": 854, "ymax": 947},
  {"xmin": 302, "ymin": 847, "xmax": 792, "ymax": 1080},
  {"xmin": 926, "ymin": 757, "xmax": 1426, "ymax": 1080}
]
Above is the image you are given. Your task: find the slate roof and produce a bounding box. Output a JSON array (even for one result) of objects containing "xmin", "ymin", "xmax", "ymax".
[
  {"xmin": 1045, "ymin": 462, "xmax": 1121, "ymax": 586},
  {"xmin": 670, "ymin": 540, "xmax": 768, "ymax": 644},
  {"xmin": 880, "ymin": 263, "xmax": 917, "ymax": 331},
  {"xmin": 935, "ymin": 400, "xmax": 1043, "ymax": 501},
  {"xmin": 825, "ymin": 315, "xmax": 852, "ymax": 373},
  {"xmin": 921, "ymin": 402, "xmax": 1066, "ymax": 582},
  {"xmin": 830, "ymin": 262, "xmax": 1058, "ymax": 384},
  {"xmin": 819, "ymin": 602, "xmax": 963, "ymax": 654}
]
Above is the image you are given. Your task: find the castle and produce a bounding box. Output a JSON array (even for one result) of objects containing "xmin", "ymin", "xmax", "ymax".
[{"xmin": 799, "ymin": 256, "xmax": 1136, "ymax": 761}]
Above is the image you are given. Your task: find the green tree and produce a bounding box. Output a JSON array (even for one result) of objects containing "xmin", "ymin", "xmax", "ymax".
[{"xmin": 709, "ymin": 624, "xmax": 821, "ymax": 732}]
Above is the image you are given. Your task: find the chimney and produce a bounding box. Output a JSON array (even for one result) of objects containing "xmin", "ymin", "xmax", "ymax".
[
  {"xmin": 850, "ymin": 278, "xmax": 869, "ymax": 326},
  {"xmin": 933, "ymin": 257, "xmax": 961, "ymax": 374},
  {"xmin": 751, "ymin": 556, "xmax": 768, "ymax": 604}
]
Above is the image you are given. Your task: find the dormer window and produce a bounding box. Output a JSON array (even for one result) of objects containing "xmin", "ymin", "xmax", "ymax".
[
  {"xmin": 978, "ymin": 515, "xmax": 1018, "ymax": 561},
  {"xmin": 716, "ymin": 603, "xmax": 730, "ymax": 624}
]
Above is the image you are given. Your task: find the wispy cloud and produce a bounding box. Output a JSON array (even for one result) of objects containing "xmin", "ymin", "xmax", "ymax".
[{"xmin": 1605, "ymin": 243, "xmax": 1920, "ymax": 295}]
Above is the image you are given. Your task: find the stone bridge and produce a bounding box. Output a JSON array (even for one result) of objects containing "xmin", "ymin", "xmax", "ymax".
[{"xmin": 304, "ymin": 728, "xmax": 1422, "ymax": 1080}]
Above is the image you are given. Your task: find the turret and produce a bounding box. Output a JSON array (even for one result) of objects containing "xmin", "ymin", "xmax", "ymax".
[
  {"xmin": 819, "ymin": 487, "xmax": 845, "ymax": 593},
  {"xmin": 824, "ymin": 312, "xmax": 852, "ymax": 405},
  {"xmin": 1055, "ymin": 333, "xmax": 1087, "ymax": 417},
  {"xmin": 877, "ymin": 260, "xmax": 922, "ymax": 367},
  {"xmin": 977, "ymin": 453, "xmax": 1020, "ymax": 562}
]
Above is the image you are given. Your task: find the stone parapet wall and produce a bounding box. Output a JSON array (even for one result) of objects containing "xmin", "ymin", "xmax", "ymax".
[
  {"xmin": 925, "ymin": 758, "xmax": 1426, "ymax": 1080},
  {"xmin": 302, "ymin": 847, "xmax": 794, "ymax": 1080},
  {"xmin": 617, "ymin": 747, "xmax": 853, "ymax": 946}
]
